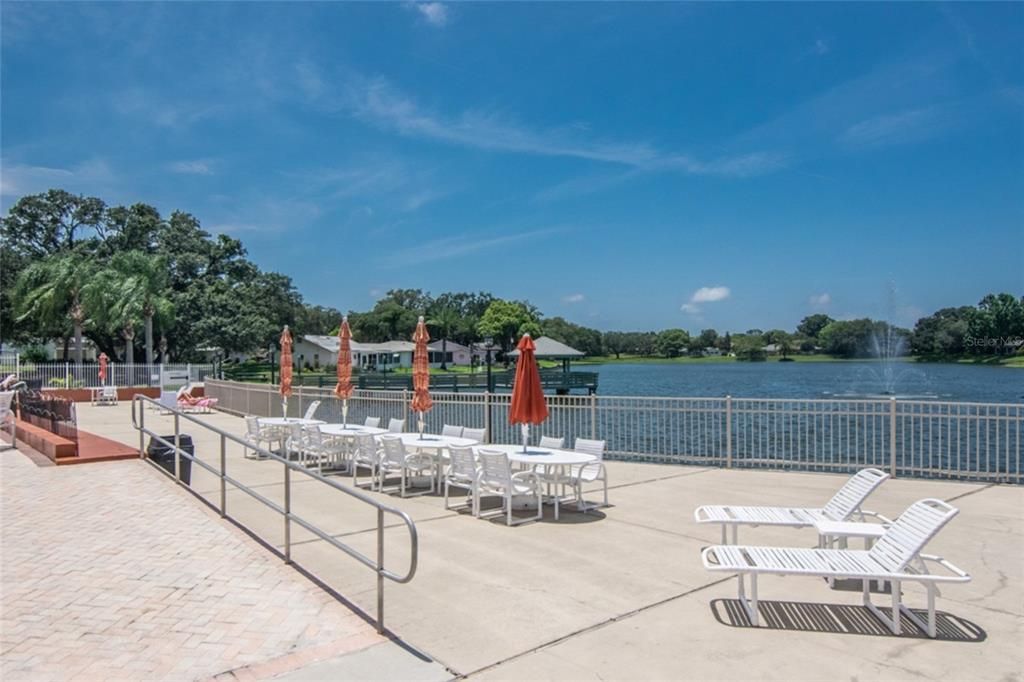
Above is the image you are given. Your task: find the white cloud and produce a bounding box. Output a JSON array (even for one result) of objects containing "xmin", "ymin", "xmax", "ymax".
[
  {"xmin": 691, "ymin": 286, "xmax": 731, "ymax": 303},
  {"xmin": 411, "ymin": 2, "xmax": 448, "ymax": 27},
  {"xmin": 809, "ymin": 292, "xmax": 832, "ymax": 307},
  {"xmin": 840, "ymin": 106, "xmax": 953, "ymax": 149},
  {"xmin": 347, "ymin": 77, "xmax": 784, "ymax": 177},
  {"xmin": 681, "ymin": 286, "xmax": 730, "ymax": 314},
  {"xmin": 562, "ymin": 293, "xmax": 585, "ymax": 304},
  {"xmin": 169, "ymin": 159, "xmax": 215, "ymax": 175},
  {"xmin": 0, "ymin": 159, "xmax": 114, "ymax": 198},
  {"xmin": 383, "ymin": 227, "xmax": 564, "ymax": 267}
]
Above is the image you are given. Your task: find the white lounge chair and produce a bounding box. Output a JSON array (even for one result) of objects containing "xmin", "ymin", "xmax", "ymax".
[
  {"xmin": 701, "ymin": 498, "xmax": 970, "ymax": 638},
  {"xmin": 0, "ymin": 391, "xmax": 16, "ymax": 448},
  {"xmin": 694, "ymin": 468, "xmax": 890, "ymax": 544}
]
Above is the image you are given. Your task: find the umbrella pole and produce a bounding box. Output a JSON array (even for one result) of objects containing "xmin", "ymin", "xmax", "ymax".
[
  {"xmin": 522, "ymin": 424, "xmax": 530, "ymax": 453},
  {"xmin": 342, "ymin": 399, "xmax": 348, "ymax": 428},
  {"xmin": 417, "ymin": 412, "xmax": 426, "ymax": 439}
]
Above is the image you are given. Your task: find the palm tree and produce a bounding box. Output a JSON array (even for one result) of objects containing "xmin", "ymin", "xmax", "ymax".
[
  {"xmin": 90, "ymin": 253, "xmax": 173, "ymax": 366},
  {"xmin": 14, "ymin": 252, "xmax": 96, "ymax": 364},
  {"xmin": 428, "ymin": 304, "xmax": 460, "ymax": 370}
]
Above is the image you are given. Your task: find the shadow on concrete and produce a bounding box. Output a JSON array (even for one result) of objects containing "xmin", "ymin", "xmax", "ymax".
[{"xmin": 710, "ymin": 599, "xmax": 987, "ymax": 642}]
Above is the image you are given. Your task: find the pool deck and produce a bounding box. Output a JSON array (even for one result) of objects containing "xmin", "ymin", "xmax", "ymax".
[{"xmin": 4, "ymin": 401, "xmax": 1021, "ymax": 681}]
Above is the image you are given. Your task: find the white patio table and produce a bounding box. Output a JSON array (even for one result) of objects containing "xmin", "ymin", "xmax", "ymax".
[
  {"xmin": 475, "ymin": 444, "xmax": 597, "ymax": 521},
  {"xmin": 258, "ymin": 417, "xmax": 325, "ymax": 427},
  {"xmin": 383, "ymin": 433, "xmax": 480, "ymax": 489},
  {"xmin": 318, "ymin": 424, "xmax": 389, "ymax": 471}
]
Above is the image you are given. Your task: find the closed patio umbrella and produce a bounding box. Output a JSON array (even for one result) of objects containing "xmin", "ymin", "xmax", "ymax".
[
  {"xmin": 279, "ymin": 325, "xmax": 293, "ymax": 417},
  {"xmin": 98, "ymin": 352, "xmax": 109, "ymax": 386},
  {"xmin": 410, "ymin": 315, "xmax": 433, "ymax": 438},
  {"xmin": 509, "ymin": 333, "xmax": 548, "ymax": 451},
  {"xmin": 334, "ymin": 316, "xmax": 354, "ymax": 426}
]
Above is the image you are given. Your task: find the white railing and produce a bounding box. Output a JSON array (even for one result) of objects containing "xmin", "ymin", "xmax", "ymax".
[
  {"xmin": 205, "ymin": 379, "xmax": 1023, "ymax": 484},
  {"xmin": 6, "ymin": 362, "xmax": 217, "ymax": 389}
]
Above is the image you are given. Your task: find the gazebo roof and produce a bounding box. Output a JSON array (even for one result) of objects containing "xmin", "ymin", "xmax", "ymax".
[{"xmin": 508, "ymin": 336, "xmax": 584, "ymax": 359}]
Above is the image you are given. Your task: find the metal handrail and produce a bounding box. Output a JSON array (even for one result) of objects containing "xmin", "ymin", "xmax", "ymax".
[{"xmin": 130, "ymin": 394, "xmax": 418, "ymax": 633}]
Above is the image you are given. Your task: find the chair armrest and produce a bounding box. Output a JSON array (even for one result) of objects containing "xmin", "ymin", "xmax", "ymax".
[
  {"xmin": 859, "ymin": 509, "xmax": 894, "ymax": 525},
  {"xmin": 576, "ymin": 460, "xmax": 606, "ymax": 479}
]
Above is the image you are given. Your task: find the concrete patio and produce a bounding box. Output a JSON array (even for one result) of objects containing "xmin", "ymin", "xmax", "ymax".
[{"xmin": 13, "ymin": 401, "xmax": 1024, "ymax": 680}]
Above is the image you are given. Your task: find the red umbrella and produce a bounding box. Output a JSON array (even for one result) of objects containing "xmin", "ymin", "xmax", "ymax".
[
  {"xmin": 98, "ymin": 352, "xmax": 109, "ymax": 385},
  {"xmin": 410, "ymin": 316, "xmax": 433, "ymax": 436},
  {"xmin": 279, "ymin": 326, "xmax": 293, "ymax": 417},
  {"xmin": 509, "ymin": 334, "xmax": 548, "ymax": 450},
  {"xmin": 334, "ymin": 316, "xmax": 354, "ymax": 425}
]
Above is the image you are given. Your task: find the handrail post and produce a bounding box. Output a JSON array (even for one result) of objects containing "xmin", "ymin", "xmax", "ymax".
[
  {"xmin": 220, "ymin": 433, "xmax": 227, "ymax": 517},
  {"xmin": 377, "ymin": 507, "xmax": 384, "ymax": 634},
  {"xmin": 726, "ymin": 395, "xmax": 733, "ymax": 468},
  {"xmin": 889, "ymin": 398, "xmax": 897, "ymax": 478},
  {"xmin": 138, "ymin": 397, "xmax": 146, "ymax": 458},
  {"xmin": 284, "ymin": 462, "xmax": 292, "ymax": 563},
  {"xmin": 174, "ymin": 413, "xmax": 181, "ymax": 481}
]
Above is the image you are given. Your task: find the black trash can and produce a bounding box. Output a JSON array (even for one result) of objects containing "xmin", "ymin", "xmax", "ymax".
[{"xmin": 146, "ymin": 435, "xmax": 194, "ymax": 485}]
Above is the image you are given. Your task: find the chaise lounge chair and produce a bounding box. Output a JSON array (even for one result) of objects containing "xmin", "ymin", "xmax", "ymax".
[
  {"xmin": 701, "ymin": 498, "xmax": 970, "ymax": 637},
  {"xmin": 694, "ymin": 468, "xmax": 890, "ymax": 544}
]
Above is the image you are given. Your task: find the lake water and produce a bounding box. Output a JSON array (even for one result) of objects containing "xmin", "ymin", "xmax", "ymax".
[{"xmin": 591, "ymin": 361, "xmax": 1023, "ymax": 403}]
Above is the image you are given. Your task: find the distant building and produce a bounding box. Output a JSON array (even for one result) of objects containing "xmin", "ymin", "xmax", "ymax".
[
  {"xmin": 703, "ymin": 347, "xmax": 723, "ymax": 356},
  {"xmin": 296, "ymin": 335, "xmax": 481, "ymax": 369}
]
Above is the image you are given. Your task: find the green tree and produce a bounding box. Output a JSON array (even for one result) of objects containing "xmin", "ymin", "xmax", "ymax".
[
  {"xmin": 697, "ymin": 328, "xmax": 719, "ymax": 350},
  {"xmin": 796, "ymin": 314, "xmax": 834, "ymax": 339},
  {"xmin": 92, "ymin": 252, "xmax": 174, "ymax": 365},
  {"xmin": 911, "ymin": 307, "xmax": 975, "ymax": 356},
  {"xmin": 655, "ymin": 329, "xmax": 691, "ymax": 357},
  {"xmin": 603, "ymin": 331, "xmax": 629, "ymax": 358},
  {"xmin": 428, "ymin": 303, "xmax": 461, "ymax": 369},
  {"xmin": 732, "ymin": 334, "xmax": 767, "ymax": 361},
  {"xmin": 477, "ymin": 299, "xmax": 541, "ymax": 352},
  {"xmin": 14, "ymin": 252, "xmax": 97, "ymax": 363}
]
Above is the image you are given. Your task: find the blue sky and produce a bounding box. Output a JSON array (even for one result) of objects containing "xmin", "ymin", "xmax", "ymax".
[{"xmin": 2, "ymin": 2, "xmax": 1022, "ymax": 333}]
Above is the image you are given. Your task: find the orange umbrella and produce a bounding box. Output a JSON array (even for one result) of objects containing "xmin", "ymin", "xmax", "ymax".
[
  {"xmin": 279, "ymin": 326, "xmax": 293, "ymax": 417},
  {"xmin": 334, "ymin": 316, "xmax": 354, "ymax": 425},
  {"xmin": 98, "ymin": 352, "xmax": 109, "ymax": 385},
  {"xmin": 509, "ymin": 333, "xmax": 548, "ymax": 451},
  {"xmin": 410, "ymin": 315, "xmax": 433, "ymax": 436}
]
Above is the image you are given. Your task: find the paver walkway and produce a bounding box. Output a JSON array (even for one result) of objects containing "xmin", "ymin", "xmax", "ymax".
[{"xmin": 0, "ymin": 448, "xmax": 393, "ymax": 681}]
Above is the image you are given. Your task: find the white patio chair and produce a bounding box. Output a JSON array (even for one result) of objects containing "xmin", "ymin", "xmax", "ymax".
[
  {"xmin": 476, "ymin": 449, "xmax": 543, "ymax": 526},
  {"xmin": 441, "ymin": 424, "xmax": 464, "ymax": 438},
  {"xmin": 694, "ymin": 468, "xmax": 890, "ymax": 544},
  {"xmin": 462, "ymin": 427, "xmax": 486, "ymax": 443},
  {"xmin": 539, "ymin": 435, "xmax": 564, "ymax": 449},
  {"xmin": 378, "ymin": 435, "xmax": 434, "ymax": 497},
  {"xmin": 285, "ymin": 422, "xmax": 309, "ymax": 464},
  {"xmin": 387, "ymin": 418, "xmax": 406, "ymax": 433},
  {"xmin": 303, "ymin": 400, "xmax": 322, "ymax": 421},
  {"xmin": 444, "ymin": 445, "xmax": 479, "ymax": 513},
  {"xmin": 701, "ymin": 498, "xmax": 970, "ymax": 638},
  {"xmin": 0, "ymin": 391, "xmax": 16, "ymax": 448},
  {"xmin": 352, "ymin": 433, "xmax": 382, "ymax": 490},
  {"xmin": 364, "ymin": 416, "xmax": 381, "ymax": 428},
  {"xmin": 244, "ymin": 416, "xmax": 279, "ymax": 458},
  {"xmin": 566, "ymin": 438, "xmax": 608, "ymax": 513},
  {"xmin": 301, "ymin": 425, "xmax": 347, "ymax": 473}
]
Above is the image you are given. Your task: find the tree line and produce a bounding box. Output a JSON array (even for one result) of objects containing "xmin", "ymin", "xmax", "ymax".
[{"xmin": 3, "ymin": 189, "xmax": 1020, "ymax": 365}]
